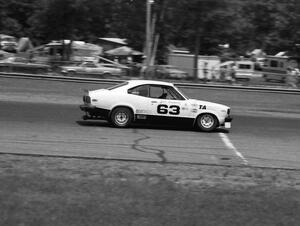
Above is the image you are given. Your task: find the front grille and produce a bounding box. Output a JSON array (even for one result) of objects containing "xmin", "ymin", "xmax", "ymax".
[{"xmin": 83, "ymin": 95, "xmax": 91, "ymax": 104}]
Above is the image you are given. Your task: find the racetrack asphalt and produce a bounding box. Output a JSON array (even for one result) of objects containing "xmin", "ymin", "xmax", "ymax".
[{"xmin": 0, "ymin": 77, "xmax": 300, "ymax": 170}]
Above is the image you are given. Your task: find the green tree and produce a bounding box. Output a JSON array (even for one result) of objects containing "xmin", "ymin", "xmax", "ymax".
[
  {"xmin": 0, "ymin": 0, "xmax": 36, "ymax": 37},
  {"xmin": 106, "ymin": 0, "xmax": 146, "ymax": 51},
  {"xmin": 1, "ymin": 0, "xmax": 299, "ymax": 59}
]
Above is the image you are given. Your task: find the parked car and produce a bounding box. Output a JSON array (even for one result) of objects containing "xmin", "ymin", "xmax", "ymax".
[
  {"xmin": 153, "ymin": 65, "xmax": 189, "ymax": 79},
  {"xmin": 60, "ymin": 61, "xmax": 126, "ymax": 77},
  {"xmin": 0, "ymin": 34, "xmax": 18, "ymax": 53},
  {"xmin": 0, "ymin": 57, "xmax": 50, "ymax": 74},
  {"xmin": 80, "ymin": 80, "xmax": 232, "ymax": 131}
]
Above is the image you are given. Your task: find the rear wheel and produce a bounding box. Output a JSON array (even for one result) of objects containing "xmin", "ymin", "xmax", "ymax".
[
  {"xmin": 68, "ymin": 71, "xmax": 76, "ymax": 77},
  {"xmin": 36, "ymin": 68, "xmax": 45, "ymax": 74},
  {"xmin": 196, "ymin": 113, "xmax": 218, "ymax": 132},
  {"xmin": 110, "ymin": 107, "xmax": 133, "ymax": 128}
]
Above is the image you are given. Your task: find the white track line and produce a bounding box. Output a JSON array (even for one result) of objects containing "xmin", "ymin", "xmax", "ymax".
[{"xmin": 218, "ymin": 133, "xmax": 248, "ymax": 165}]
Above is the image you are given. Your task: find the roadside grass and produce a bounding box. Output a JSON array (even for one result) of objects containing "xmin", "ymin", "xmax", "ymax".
[{"xmin": 0, "ymin": 154, "xmax": 299, "ymax": 226}]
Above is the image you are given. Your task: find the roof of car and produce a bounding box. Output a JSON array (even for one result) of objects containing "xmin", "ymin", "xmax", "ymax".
[{"xmin": 127, "ymin": 79, "xmax": 174, "ymax": 87}]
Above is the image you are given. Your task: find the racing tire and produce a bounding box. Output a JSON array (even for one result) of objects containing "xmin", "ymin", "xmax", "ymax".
[
  {"xmin": 196, "ymin": 113, "xmax": 218, "ymax": 132},
  {"xmin": 110, "ymin": 107, "xmax": 133, "ymax": 128}
]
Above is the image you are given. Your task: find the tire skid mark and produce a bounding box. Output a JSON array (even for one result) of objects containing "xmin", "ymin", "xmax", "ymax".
[{"xmin": 132, "ymin": 129, "xmax": 167, "ymax": 163}]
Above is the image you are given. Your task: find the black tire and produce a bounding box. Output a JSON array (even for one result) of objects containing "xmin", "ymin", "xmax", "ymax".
[
  {"xmin": 196, "ymin": 113, "xmax": 218, "ymax": 132},
  {"xmin": 263, "ymin": 74, "xmax": 269, "ymax": 82},
  {"xmin": 68, "ymin": 71, "xmax": 76, "ymax": 77},
  {"xmin": 102, "ymin": 72, "xmax": 111, "ymax": 78},
  {"xmin": 35, "ymin": 68, "xmax": 45, "ymax": 74},
  {"xmin": 110, "ymin": 107, "xmax": 133, "ymax": 128}
]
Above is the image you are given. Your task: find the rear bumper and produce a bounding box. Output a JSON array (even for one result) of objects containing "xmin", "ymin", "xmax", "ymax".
[
  {"xmin": 80, "ymin": 104, "xmax": 94, "ymax": 111},
  {"xmin": 80, "ymin": 104, "xmax": 109, "ymax": 120}
]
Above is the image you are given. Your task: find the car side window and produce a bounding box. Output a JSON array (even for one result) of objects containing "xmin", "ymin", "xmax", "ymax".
[
  {"xmin": 15, "ymin": 57, "xmax": 27, "ymax": 63},
  {"xmin": 149, "ymin": 85, "xmax": 165, "ymax": 99},
  {"xmin": 128, "ymin": 85, "xmax": 149, "ymax": 97},
  {"xmin": 149, "ymin": 85, "xmax": 185, "ymax": 100},
  {"xmin": 83, "ymin": 62, "xmax": 97, "ymax": 67}
]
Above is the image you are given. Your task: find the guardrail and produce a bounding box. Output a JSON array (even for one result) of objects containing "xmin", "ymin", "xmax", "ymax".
[{"xmin": 1, "ymin": 71, "xmax": 300, "ymax": 95}]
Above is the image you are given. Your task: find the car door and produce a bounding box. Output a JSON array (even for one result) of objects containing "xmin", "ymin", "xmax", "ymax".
[
  {"xmin": 83, "ymin": 62, "xmax": 98, "ymax": 74},
  {"xmin": 127, "ymin": 85, "xmax": 153, "ymax": 117},
  {"xmin": 148, "ymin": 85, "xmax": 191, "ymax": 120},
  {"xmin": 101, "ymin": 64, "xmax": 120, "ymax": 76}
]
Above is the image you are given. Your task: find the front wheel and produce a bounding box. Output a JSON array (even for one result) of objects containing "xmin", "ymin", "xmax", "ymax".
[
  {"xmin": 110, "ymin": 107, "xmax": 133, "ymax": 128},
  {"xmin": 196, "ymin": 114, "xmax": 218, "ymax": 132},
  {"xmin": 102, "ymin": 72, "xmax": 111, "ymax": 78}
]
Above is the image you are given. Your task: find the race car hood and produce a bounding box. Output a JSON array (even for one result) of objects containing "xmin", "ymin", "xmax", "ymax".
[{"xmin": 188, "ymin": 99, "xmax": 229, "ymax": 111}]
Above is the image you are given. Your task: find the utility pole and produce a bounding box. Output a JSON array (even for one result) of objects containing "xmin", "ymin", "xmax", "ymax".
[
  {"xmin": 193, "ymin": 29, "xmax": 200, "ymax": 81},
  {"xmin": 145, "ymin": 0, "xmax": 154, "ymax": 78}
]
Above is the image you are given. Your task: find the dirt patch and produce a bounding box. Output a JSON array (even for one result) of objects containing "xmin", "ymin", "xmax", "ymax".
[{"xmin": 0, "ymin": 154, "xmax": 299, "ymax": 226}]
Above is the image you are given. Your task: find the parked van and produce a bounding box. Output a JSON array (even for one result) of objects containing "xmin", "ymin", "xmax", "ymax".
[
  {"xmin": 219, "ymin": 60, "xmax": 261, "ymax": 81},
  {"xmin": 235, "ymin": 60, "xmax": 262, "ymax": 80},
  {"xmin": 261, "ymin": 55, "xmax": 300, "ymax": 82},
  {"xmin": 262, "ymin": 56, "xmax": 288, "ymax": 82}
]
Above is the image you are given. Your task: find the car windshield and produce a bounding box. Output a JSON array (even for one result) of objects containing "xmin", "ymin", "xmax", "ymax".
[
  {"xmin": 174, "ymin": 85, "xmax": 189, "ymax": 99},
  {"xmin": 107, "ymin": 82, "xmax": 129, "ymax": 90}
]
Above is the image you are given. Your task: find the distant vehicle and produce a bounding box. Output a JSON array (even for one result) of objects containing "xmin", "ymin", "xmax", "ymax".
[
  {"xmin": 80, "ymin": 80, "xmax": 232, "ymax": 131},
  {"xmin": 60, "ymin": 61, "xmax": 126, "ymax": 77},
  {"xmin": 167, "ymin": 53, "xmax": 220, "ymax": 79},
  {"xmin": 32, "ymin": 40, "xmax": 102, "ymax": 64},
  {"xmin": 235, "ymin": 61, "xmax": 263, "ymax": 80},
  {"xmin": 262, "ymin": 55, "xmax": 298, "ymax": 82},
  {"xmin": 153, "ymin": 65, "xmax": 189, "ymax": 79},
  {"xmin": 0, "ymin": 57, "xmax": 50, "ymax": 73},
  {"xmin": 219, "ymin": 60, "xmax": 262, "ymax": 81},
  {"xmin": 0, "ymin": 34, "xmax": 17, "ymax": 53}
]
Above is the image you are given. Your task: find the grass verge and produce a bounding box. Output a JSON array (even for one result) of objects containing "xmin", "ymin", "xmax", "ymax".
[{"xmin": 0, "ymin": 154, "xmax": 299, "ymax": 226}]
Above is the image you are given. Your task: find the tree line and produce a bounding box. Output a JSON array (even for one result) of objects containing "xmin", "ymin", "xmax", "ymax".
[{"xmin": 0, "ymin": 0, "xmax": 299, "ymax": 62}]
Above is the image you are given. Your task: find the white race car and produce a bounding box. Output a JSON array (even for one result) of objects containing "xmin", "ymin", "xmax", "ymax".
[{"xmin": 80, "ymin": 80, "xmax": 232, "ymax": 131}]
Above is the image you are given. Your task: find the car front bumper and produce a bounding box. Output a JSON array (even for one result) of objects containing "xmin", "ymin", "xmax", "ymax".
[
  {"xmin": 225, "ymin": 116, "xmax": 232, "ymax": 122},
  {"xmin": 220, "ymin": 116, "xmax": 232, "ymax": 129},
  {"xmin": 224, "ymin": 116, "xmax": 232, "ymax": 128}
]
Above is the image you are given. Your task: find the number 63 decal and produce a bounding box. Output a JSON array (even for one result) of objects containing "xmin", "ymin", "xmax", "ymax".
[{"xmin": 157, "ymin": 104, "xmax": 180, "ymax": 115}]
